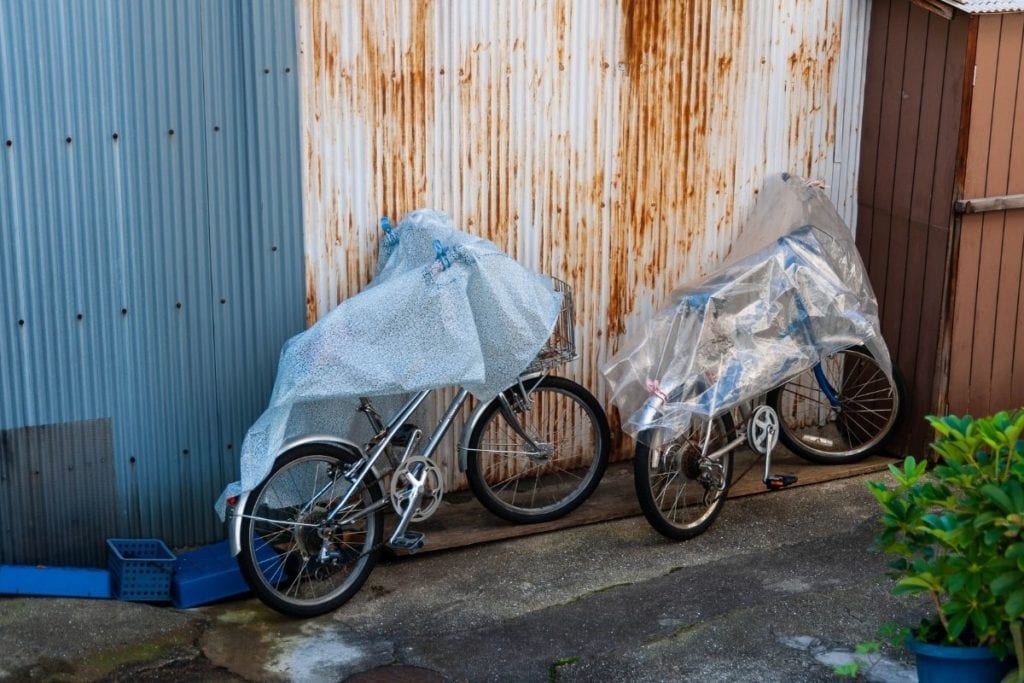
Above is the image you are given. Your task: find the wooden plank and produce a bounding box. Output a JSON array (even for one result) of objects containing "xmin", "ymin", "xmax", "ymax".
[
  {"xmin": 909, "ymin": 0, "xmax": 954, "ymax": 20},
  {"xmin": 883, "ymin": 5, "xmax": 930, "ymax": 356},
  {"xmin": 405, "ymin": 450, "xmax": 896, "ymax": 554},
  {"xmin": 957, "ymin": 17, "xmax": 1001, "ymax": 415},
  {"xmin": 955, "ymin": 194, "xmax": 1024, "ymax": 214},
  {"xmin": 857, "ymin": 0, "xmax": 895, "ymax": 265},
  {"xmin": 870, "ymin": 0, "xmax": 912, "ymax": 306},
  {"xmin": 1010, "ymin": 210, "xmax": 1024, "ymax": 408},
  {"xmin": 948, "ymin": 215, "xmax": 983, "ymax": 415},
  {"xmin": 993, "ymin": 211, "xmax": 1024, "ymax": 410}
]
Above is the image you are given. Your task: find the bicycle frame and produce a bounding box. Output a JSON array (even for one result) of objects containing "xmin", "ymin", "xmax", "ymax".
[{"xmin": 227, "ymin": 372, "xmax": 549, "ymax": 557}]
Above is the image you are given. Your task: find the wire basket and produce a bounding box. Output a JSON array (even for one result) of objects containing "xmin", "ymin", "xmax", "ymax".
[{"xmin": 525, "ymin": 276, "xmax": 577, "ymax": 373}]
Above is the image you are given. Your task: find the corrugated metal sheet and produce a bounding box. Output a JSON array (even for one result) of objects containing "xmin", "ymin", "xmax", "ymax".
[
  {"xmin": 0, "ymin": 0, "xmax": 304, "ymax": 562},
  {"xmin": 941, "ymin": 0, "xmax": 1024, "ymax": 13},
  {"xmin": 296, "ymin": 0, "xmax": 871, "ymax": 489}
]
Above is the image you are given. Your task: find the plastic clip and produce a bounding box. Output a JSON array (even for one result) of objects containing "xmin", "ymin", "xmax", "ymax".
[
  {"xmin": 380, "ymin": 216, "xmax": 399, "ymax": 247},
  {"xmin": 432, "ymin": 239, "xmax": 452, "ymax": 271}
]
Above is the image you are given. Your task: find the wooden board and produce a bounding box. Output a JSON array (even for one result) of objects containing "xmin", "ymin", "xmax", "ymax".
[{"xmin": 388, "ymin": 447, "xmax": 895, "ymax": 555}]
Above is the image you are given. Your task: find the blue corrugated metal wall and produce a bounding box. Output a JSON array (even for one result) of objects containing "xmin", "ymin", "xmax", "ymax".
[{"xmin": 0, "ymin": 0, "xmax": 303, "ymax": 562}]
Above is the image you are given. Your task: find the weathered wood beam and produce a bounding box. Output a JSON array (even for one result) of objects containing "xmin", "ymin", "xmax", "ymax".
[
  {"xmin": 909, "ymin": 0, "xmax": 955, "ymax": 20},
  {"xmin": 954, "ymin": 193, "xmax": 1024, "ymax": 214}
]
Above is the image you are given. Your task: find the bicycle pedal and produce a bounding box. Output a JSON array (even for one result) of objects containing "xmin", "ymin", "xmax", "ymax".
[
  {"xmin": 391, "ymin": 424, "xmax": 420, "ymax": 448},
  {"xmin": 765, "ymin": 474, "xmax": 798, "ymax": 490},
  {"xmin": 387, "ymin": 530, "xmax": 427, "ymax": 553}
]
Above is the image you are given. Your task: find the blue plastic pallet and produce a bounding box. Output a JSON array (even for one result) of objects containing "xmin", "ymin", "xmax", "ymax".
[{"xmin": 0, "ymin": 564, "xmax": 112, "ymax": 599}]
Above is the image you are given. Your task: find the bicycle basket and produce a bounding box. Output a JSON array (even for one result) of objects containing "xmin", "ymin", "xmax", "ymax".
[{"xmin": 524, "ymin": 276, "xmax": 577, "ymax": 372}]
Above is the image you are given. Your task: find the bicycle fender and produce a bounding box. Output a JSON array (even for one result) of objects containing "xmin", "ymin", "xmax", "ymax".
[
  {"xmin": 227, "ymin": 435, "xmax": 370, "ymax": 557},
  {"xmin": 457, "ymin": 398, "xmax": 495, "ymax": 471}
]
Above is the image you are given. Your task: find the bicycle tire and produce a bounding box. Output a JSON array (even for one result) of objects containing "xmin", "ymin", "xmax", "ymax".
[
  {"xmin": 465, "ymin": 375, "xmax": 610, "ymax": 524},
  {"xmin": 238, "ymin": 444, "xmax": 383, "ymax": 618},
  {"xmin": 766, "ymin": 346, "xmax": 906, "ymax": 465},
  {"xmin": 633, "ymin": 412, "xmax": 737, "ymax": 540}
]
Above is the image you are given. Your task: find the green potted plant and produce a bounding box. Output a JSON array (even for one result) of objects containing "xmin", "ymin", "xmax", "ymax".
[{"xmin": 868, "ymin": 410, "xmax": 1024, "ymax": 683}]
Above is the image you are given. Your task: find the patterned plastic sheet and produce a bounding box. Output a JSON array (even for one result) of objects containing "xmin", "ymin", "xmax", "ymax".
[
  {"xmin": 217, "ymin": 210, "xmax": 561, "ymax": 515},
  {"xmin": 603, "ymin": 173, "xmax": 892, "ymax": 440}
]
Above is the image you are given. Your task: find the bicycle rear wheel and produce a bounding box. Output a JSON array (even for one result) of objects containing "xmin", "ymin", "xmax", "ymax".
[
  {"xmin": 766, "ymin": 346, "xmax": 905, "ymax": 465},
  {"xmin": 634, "ymin": 413, "xmax": 736, "ymax": 540},
  {"xmin": 465, "ymin": 375, "xmax": 610, "ymax": 524},
  {"xmin": 238, "ymin": 444, "xmax": 383, "ymax": 618}
]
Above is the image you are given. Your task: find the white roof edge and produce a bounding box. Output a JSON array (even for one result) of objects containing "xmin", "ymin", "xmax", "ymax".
[{"xmin": 939, "ymin": 0, "xmax": 1024, "ymax": 13}]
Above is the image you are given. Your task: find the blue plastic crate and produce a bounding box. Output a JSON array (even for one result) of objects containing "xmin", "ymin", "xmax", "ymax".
[
  {"xmin": 106, "ymin": 538, "xmax": 175, "ymax": 602},
  {"xmin": 0, "ymin": 565, "xmax": 112, "ymax": 599},
  {"xmin": 172, "ymin": 541, "xmax": 249, "ymax": 608}
]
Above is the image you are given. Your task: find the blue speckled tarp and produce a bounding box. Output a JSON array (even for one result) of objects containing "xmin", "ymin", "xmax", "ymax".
[{"xmin": 218, "ymin": 210, "xmax": 561, "ymax": 514}]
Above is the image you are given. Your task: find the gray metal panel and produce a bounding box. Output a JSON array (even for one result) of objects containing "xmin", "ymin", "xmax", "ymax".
[
  {"xmin": 0, "ymin": 420, "xmax": 117, "ymax": 567},
  {"xmin": 0, "ymin": 0, "xmax": 303, "ymax": 560}
]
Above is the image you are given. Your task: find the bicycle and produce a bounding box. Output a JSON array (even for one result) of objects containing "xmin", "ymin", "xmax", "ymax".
[
  {"xmin": 227, "ymin": 277, "xmax": 610, "ymax": 617},
  {"xmin": 633, "ymin": 345, "xmax": 903, "ymax": 540},
  {"xmin": 612, "ymin": 202, "xmax": 905, "ymax": 541}
]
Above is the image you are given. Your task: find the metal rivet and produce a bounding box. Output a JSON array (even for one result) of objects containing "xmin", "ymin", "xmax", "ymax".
[
  {"xmin": 227, "ymin": 444, "xmax": 232, "ymax": 450},
  {"xmin": 129, "ymin": 456, "xmax": 136, "ymax": 464},
  {"xmin": 182, "ymin": 449, "xmax": 189, "ymax": 455},
  {"xmin": 4, "ymin": 140, "xmax": 11, "ymax": 147},
  {"xmin": 65, "ymin": 136, "xmax": 72, "ymax": 144},
  {"xmin": 263, "ymin": 68, "xmax": 270, "ymax": 74},
  {"xmin": 271, "ymin": 245, "xmax": 278, "ymax": 252},
  {"xmin": 76, "ymin": 313, "xmax": 83, "ymax": 320},
  {"xmin": 168, "ymin": 129, "xmax": 175, "ymax": 136},
  {"xmin": 285, "ymin": 67, "xmax": 291, "ymax": 73},
  {"xmin": 220, "ymin": 298, "xmax": 226, "ymax": 304},
  {"xmin": 17, "ymin": 319, "xmax": 24, "ymax": 326},
  {"xmin": 121, "ymin": 308, "xmax": 128, "ymax": 315},
  {"xmin": 213, "ymin": 126, "xmax": 220, "ymax": 132},
  {"xmin": 175, "ymin": 302, "xmax": 182, "ymax": 309},
  {"xmin": 112, "ymin": 132, "xmax": 119, "ymax": 140}
]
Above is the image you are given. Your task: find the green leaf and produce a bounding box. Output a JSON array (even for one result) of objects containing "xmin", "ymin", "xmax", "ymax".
[
  {"xmin": 982, "ymin": 485, "xmax": 1015, "ymax": 514},
  {"xmin": 992, "ymin": 572, "xmax": 1022, "ymax": 596},
  {"xmin": 855, "ymin": 641, "xmax": 881, "ymax": 654},
  {"xmin": 1007, "ymin": 589, "xmax": 1024, "ymax": 619}
]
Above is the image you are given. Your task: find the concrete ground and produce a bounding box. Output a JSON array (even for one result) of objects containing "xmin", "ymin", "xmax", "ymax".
[{"xmin": 0, "ymin": 471, "xmax": 929, "ymax": 682}]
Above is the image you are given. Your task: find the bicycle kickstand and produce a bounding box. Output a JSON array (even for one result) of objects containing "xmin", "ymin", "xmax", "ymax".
[{"xmin": 748, "ymin": 405, "xmax": 798, "ymax": 491}]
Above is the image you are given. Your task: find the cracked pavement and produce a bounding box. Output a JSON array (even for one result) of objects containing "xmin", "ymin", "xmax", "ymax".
[{"xmin": 1, "ymin": 472, "xmax": 928, "ymax": 682}]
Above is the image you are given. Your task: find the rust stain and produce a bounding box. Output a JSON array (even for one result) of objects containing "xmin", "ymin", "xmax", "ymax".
[
  {"xmin": 610, "ymin": 0, "xmax": 712, "ymax": 338},
  {"xmin": 305, "ymin": 254, "xmax": 318, "ymax": 326}
]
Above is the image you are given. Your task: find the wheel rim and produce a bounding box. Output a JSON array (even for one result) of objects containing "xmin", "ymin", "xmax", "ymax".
[
  {"xmin": 472, "ymin": 386, "xmax": 604, "ymax": 515},
  {"xmin": 776, "ymin": 350, "xmax": 899, "ymax": 457},
  {"xmin": 644, "ymin": 417, "xmax": 731, "ymax": 532},
  {"xmin": 246, "ymin": 455, "xmax": 377, "ymax": 607}
]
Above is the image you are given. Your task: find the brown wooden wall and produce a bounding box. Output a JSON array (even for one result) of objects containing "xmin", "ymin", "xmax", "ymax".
[
  {"xmin": 857, "ymin": 0, "xmax": 970, "ymax": 456},
  {"xmin": 947, "ymin": 12, "xmax": 1024, "ymax": 417}
]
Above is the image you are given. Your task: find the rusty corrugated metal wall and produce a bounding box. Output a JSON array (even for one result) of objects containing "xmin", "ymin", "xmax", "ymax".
[
  {"xmin": 947, "ymin": 12, "xmax": 1024, "ymax": 416},
  {"xmin": 297, "ymin": 0, "xmax": 871, "ymax": 487},
  {"xmin": 856, "ymin": 0, "xmax": 970, "ymax": 456}
]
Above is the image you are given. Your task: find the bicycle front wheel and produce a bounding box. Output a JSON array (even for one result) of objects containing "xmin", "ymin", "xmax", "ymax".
[
  {"xmin": 766, "ymin": 346, "xmax": 905, "ymax": 465},
  {"xmin": 634, "ymin": 413, "xmax": 736, "ymax": 541},
  {"xmin": 465, "ymin": 376, "xmax": 610, "ymax": 524},
  {"xmin": 238, "ymin": 444, "xmax": 383, "ymax": 618}
]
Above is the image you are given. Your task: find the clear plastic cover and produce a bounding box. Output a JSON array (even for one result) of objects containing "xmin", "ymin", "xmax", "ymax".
[
  {"xmin": 603, "ymin": 173, "xmax": 892, "ymax": 440},
  {"xmin": 217, "ymin": 209, "xmax": 562, "ymax": 515}
]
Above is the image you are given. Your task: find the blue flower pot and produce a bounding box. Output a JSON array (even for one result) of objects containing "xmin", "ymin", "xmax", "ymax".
[{"xmin": 907, "ymin": 637, "xmax": 1014, "ymax": 683}]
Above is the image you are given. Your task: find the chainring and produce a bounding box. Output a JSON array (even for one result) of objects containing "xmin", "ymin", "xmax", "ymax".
[{"xmin": 389, "ymin": 456, "xmax": 444, "ymax": 522}]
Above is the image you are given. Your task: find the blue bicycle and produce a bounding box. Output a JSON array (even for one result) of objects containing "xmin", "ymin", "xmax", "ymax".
[{"xmin": 628, "ymin": 230, "xmax": 905, "ymax": 541}]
